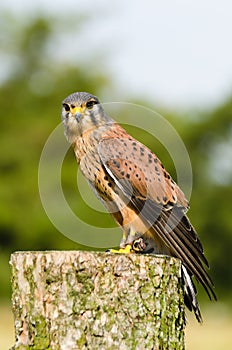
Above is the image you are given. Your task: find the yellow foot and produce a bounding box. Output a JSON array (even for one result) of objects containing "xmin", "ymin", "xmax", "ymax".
[{"xmin": 106, "ymin": 244, "xmax": 133, "ymax": 254}]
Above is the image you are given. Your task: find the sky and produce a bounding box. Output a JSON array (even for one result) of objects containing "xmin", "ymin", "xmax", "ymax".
[{"xmin": 1, "ymin": 0, "xmax": 232, "ymax": 109}]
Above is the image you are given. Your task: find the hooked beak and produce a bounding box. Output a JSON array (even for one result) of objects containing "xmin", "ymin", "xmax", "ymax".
[{"xmin": 71, "ymin": 106, "xmax": 85, "ymax": 122}]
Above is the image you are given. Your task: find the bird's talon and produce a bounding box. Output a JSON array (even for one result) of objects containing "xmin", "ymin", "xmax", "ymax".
[
  {"xmin": 132, "ymin": 237, "xmax": 147, "ymax": 252},
  {"xmin": 106, "ymin": 244, "xmax": 133, "ymax": 254}
]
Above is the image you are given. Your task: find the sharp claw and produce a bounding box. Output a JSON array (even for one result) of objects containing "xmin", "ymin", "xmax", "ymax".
[{"xmin": 132, "ymin": 237, "xmax": 147, "ymax": 252}]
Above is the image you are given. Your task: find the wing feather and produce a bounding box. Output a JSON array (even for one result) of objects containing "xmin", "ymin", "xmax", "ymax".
[{"xmin": 98, "ymin": 136, "xmax": 216, "ymax": 301}]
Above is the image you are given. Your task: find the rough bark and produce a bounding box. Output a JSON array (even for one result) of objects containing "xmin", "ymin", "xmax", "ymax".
[{"xmin": 10, "ymin": 251, "xmax": 185, "ymax": 350}]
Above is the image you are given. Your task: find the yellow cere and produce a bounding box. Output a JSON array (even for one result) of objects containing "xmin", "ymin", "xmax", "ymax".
[{"xmin": 71, "ymin": 106, "xmax": 85, "ymax": 115}]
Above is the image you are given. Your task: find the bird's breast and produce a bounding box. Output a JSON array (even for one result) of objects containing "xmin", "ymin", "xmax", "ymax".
[{"xmin": 73, "ymin": 128, "xmax": 104, "ymax": 182}]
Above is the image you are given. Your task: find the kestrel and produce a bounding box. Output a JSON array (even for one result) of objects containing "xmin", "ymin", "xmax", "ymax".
[{"xmin": 61, "ymin": 91, "xmax": 216, "ymax": 322}]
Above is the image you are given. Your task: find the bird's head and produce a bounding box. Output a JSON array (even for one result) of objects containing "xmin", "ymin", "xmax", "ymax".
[{"xmin": 61, "ymin": 92, "xmax": 110, "ymax": 143}]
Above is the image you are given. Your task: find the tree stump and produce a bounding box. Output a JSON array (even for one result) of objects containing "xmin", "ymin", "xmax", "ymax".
[{"xmin": 10, "ymin": 251, "xmax": 185, "ymax": 350}]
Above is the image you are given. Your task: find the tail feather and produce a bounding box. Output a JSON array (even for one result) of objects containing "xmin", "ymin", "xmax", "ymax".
[{"xmin": 182, "ymin": 265, "xmax": 202, "ymax": 323}]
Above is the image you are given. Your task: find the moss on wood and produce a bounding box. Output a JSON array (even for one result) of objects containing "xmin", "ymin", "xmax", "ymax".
[{"xmin": 10, "ymin": 251, "xmax": 185, "ymax": 350}]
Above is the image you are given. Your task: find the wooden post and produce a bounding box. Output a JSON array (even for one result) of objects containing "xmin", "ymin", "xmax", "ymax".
[{"xmin": 10, "ymin": 251, "xmax": 185, "ymax": 350}]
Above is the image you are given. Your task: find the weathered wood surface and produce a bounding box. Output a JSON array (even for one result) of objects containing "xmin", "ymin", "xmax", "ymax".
[{"xmin": 10, "ymin": 251, "xmax": 185, "ymax": 350}]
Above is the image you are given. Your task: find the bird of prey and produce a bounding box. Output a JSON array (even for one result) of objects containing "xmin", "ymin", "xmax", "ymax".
[{"xmin": 61, "ymin": 91, "xmax": 216, "ymax": 322}]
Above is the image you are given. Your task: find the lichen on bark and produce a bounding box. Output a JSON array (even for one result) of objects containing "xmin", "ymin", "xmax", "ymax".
[{"xmin": 10, "ymin": 251, "xmax": 185, "ymax": 350}]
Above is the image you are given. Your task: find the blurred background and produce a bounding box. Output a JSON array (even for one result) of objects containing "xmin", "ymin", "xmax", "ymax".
[{"xmin": 0, "ymin": 0, "xmax": 232, "ymax": 348}]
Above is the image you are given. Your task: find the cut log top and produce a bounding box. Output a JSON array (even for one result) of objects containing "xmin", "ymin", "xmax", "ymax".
[{"xmin": 10, "ymin": 251, "xmax": 185, "ymax": 350}]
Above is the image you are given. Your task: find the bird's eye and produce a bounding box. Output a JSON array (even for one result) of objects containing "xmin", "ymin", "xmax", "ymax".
[
  {"xmin": 86, "ymin": 100, "xmax": 97, "ymax": 109},
  {"xmin": 63, "ymin": 103, "xmax": 70, "ymax": 112}
]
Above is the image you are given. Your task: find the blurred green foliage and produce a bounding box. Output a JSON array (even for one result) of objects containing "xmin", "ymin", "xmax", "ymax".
[{"xmin": 0, "ymin": 14, "xmax": 232, "ymax": 304}]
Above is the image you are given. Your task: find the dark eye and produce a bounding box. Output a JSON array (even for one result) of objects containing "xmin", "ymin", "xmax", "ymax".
[
  {"xmin": 63, "ymin": 103, "xmax": 70, "ymax": 112},
  {"xmin": 86, "ymin": 100, "xmax": 97, "ymax": 109}
]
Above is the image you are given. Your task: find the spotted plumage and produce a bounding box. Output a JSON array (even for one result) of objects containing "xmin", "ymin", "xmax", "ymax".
[{"xmin": 61, "ymin": 91, "xmax": 216, "ymax": 322}]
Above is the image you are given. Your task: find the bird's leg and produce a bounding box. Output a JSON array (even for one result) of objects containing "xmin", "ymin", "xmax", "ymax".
[
  {"xmin": 118, "ymin": 230, "xmax": 128, "ymax": 249},
  {"xmin": 107, "ymin": 237, "xmax": 150, "ymax": 254},
  {"xmin": 106, "ymin": 228, "xmax": 137, "ymax": 254}
]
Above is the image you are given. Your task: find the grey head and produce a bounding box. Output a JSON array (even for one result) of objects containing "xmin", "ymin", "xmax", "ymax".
[{"xmin": 61, "ymin": 92, "xmax": 111, "ymax": 143}]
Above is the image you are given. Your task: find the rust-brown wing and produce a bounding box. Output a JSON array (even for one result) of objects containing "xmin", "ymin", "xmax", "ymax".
[
  {"xmin": 98, "ymin": 136, "xmax": 216, "ymax": 301},
  {"xmin": 98, "ymin": 137, "xmax": 188, "ymax": 207}
]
